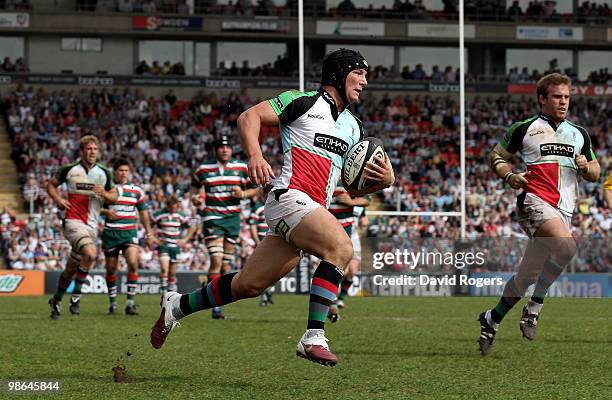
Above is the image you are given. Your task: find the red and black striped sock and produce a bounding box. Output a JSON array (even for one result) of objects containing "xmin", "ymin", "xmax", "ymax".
[
  {"xmin": 179, "ymin": 272, "xmax": 237, "ymax": 316},
  {"xmin": 127, "ymin": 273, "xmax": 138, "ymax": 302},
  {"xmin": 531, "ymin": 259, "xmax": 564, "ymax": 304},
  {"xmin": 168, "ymin": 276, "xmax": 177, "ymax": 291},
  {"xmin": 53, "ymin": 272, "xmax": 73, "ymax": 302},
  {"xmin": 72, "ymin": 267, "xmax": 89, "ymax": 296},
  {"xmin": 308, "ymin": 261, "xmax": 343, "ymax": 330},
  {"xmin": 338, "ymin": 277, "xmax": 353, "ymax": 301},
  {"xmin": 490, "ymin": 276, "xmax": 522, "ymax": 324},
  {"xmin": 160, "ymin": 274, "xmax": 168, "ymax": 293},
  {"xmin": 106, "ymin": 273, "xmax": 117, "ymax": 304}
]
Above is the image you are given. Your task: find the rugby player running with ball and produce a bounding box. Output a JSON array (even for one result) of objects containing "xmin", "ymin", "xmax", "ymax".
[{"xmin": 151, "ymin": 49, "xmax": 394, "ymax": 366}]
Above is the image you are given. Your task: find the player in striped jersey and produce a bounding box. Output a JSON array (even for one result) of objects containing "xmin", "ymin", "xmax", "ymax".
[
  {"xmin": 101, "ymin": 159, "xmax": 153, "ymax": 315},
  {"xmin": 191, "ymin": 135, "xmax": 258, "ymax": 319},
  {"xmin": 249, "ymin": 185, "xmax": 274, "ymax": 306},
  {"xmin": 151, "ymin": 195, "xmax": 197, "ymax": 295},
  {"xmin": 327, "ymin": 180, "xmax": 370, "ymax": 322}
]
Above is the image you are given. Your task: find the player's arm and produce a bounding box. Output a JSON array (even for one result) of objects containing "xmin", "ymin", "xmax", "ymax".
[
  {"xmin": 238, "ymin": 100, "xmax": 279, "ymax": 186},
  {"xmin": 335, "ymin": 192, "xmax": 369, "ymax": 207},
  {"xmin": 249, "ymin": 223, "xmax": 260, "ymax": 247},
  {"xmin": 575, "ymin": 127, "xmax": 600, "ymax": 183},
  {"xmin": 46, "ymin": 177, "xmax": 71, "ymax": 210},
  {"xmin": 178, "ymin": 224, "xmax": 198, "ymax": 247},
  {"xmin": 95, "ymin": 186, "xmax": 118, "ymax": 203},
  {"xmin": 603, "ymin": 173, "xmax": 612, "ymax": 208},
  {"xmin": 575, "ymin": 155, "xmax": 600, "ymax": 183},
  {"xmin": 100, "ymin": 208, "xmax": 119, "ymax": 220},
  {"xmin": 346, "ymin": 154, "xmax": 395, "ymax": 197},
  {"xmin": 581, "ymin": 159, "xmax": 600, "ymax": 182},
  {"xmin": 488, "ymin": 143, "xmax": 529, "ymax": 190},
  {"xmin": 139, "ymin": 209, "xmax": 154, "ymax": 246},
  {"xmin": 232, "ymin": 186, "xmax": 259, "ymax": 200},
  {"xmin": 605, "ymin": 188, "xmax": 612, "ymax": 210},
  {"xmin": 190, "ymin": 176, "xmax": 205, "ymax": 207}
]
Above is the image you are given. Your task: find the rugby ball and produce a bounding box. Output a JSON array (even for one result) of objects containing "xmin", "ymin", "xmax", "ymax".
[{"xmin": 342, "ymin": 137, "xmax": 386, "ymax": 191}]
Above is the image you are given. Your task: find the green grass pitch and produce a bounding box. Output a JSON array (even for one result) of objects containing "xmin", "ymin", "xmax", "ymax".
[{"xmin": 2, "ymin": 295, "xmax": 611, "ymax": 399}]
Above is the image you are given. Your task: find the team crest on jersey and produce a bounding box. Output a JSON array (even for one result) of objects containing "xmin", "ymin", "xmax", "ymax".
[
  {"xmin": 540, "ymin": 143, "xmax": 574, "ymax": 157},
  {"xmin": 313, "ymin": 133, "xmax": 349, "ymax": 156}
]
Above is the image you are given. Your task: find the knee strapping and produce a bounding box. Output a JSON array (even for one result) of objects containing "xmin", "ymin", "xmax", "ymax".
[
  {"xmin": 70, "ymin": 250, "xmax": 82, "ymax": 263},
  {"xmin": 222, "ymin": 252, "xmax": 235, "ymax": 265},
  {"xmin": 207, "ymin": 245, "xmax": 224, "ymax": 257}
]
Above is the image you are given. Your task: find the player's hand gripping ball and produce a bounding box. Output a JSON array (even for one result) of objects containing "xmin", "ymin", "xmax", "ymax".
[{"xmin": 342, "ymin": 137, "xmax": 386, "ymax": 191}]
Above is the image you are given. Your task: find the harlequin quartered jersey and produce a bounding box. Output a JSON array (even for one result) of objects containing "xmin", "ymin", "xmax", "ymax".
[
  {"xmin": 192, "ymin": 159, "xmax": 256, "ymax": 221},
  {"xmin": 501, "ymin": 113, "xmax": 596, "ymax": 215},
  {"xmin": 103, "ymin": 183, "xmax": 147, "ymax": 232},
  {"xmin": 268, "ymin": 87, "xmax": 364, "ymax": 207},
  {"xmin": 56, "ymin": 160, "xmax": 114, "ymax": 228}
]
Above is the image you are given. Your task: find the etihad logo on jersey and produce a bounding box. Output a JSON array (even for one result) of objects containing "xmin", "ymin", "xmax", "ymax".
[
  {"xmin": 540, "ymin": 143, "xmax": 574, "ymax": 158},
  {"xmin": 308, "ymin": 113, "xmax": 324, "ymax": 120},
  {"xmin": 76, "ymin": 182, "xmax": 95, "ymax": 191},
  {"xmin": 313, "ymin": 133, "xmax": 349, "ymax": 156}
]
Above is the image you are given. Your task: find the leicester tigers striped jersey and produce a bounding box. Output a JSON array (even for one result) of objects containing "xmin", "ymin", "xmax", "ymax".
[
  {"xmin": 191, "ymin": 159, "xmax": 256, "ymax": 221},
  {"xmin": 151, "ymin": 209, "xmax": 190, "ymax": 247},
  {"xmin": 103, "ymin": 183, "xmax": 147, "ymax": 232},
  {"xmin": 248, "ymin": 201, "xmax": 268, "ymax": 240},
  {"xmin": 329, "ymin": 180, "xmax": 354, "ymax": 231}
]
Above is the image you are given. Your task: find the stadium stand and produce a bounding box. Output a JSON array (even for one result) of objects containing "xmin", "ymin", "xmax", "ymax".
[{"xmin": 1, "ymin": 85, "xmax": 609, "ymax": 272}]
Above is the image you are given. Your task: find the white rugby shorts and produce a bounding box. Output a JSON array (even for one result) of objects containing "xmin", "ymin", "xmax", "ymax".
[
  {"xmin": 517, "ymin": 193, "xmax": 572, "ymax": 237},
  {"xmin": 264, "ymin": 188, "xmax": 322, "ymax": 243},
  {"xmin": 64, "ymin": 219, "xmax": 98, "ymax": 251}
]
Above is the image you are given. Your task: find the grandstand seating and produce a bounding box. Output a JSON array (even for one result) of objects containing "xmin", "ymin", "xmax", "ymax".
[{"xmin": 0, "ymin": 85, "xmax": 609, "ymax": 272}]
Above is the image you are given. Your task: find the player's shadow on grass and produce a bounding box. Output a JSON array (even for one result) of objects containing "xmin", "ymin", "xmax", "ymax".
[
  {"xmin": 344, "ymin": 349, "xmax": 471, "ymax": 357},
  {"xmin": 539, "ymin": 338, "xmax": 612, "ymax": 344},
  {"xmin": 222, "ymin": 317, "xmax": 298, "ymax": 324}
]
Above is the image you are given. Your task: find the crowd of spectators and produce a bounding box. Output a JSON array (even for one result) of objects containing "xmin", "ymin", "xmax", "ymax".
[
  {"xmin": 1, "ymin": 85, "xmax": 610, "ymax": 274},
  {"xmin": 106, "ymin": 0, "xmax": 612, "ymax": 25},
  {"xmin": 114, "ymin": 0, "xmax": 191, "ymax": 14},
  {"xmin": 0, "ymin": 0, "xmax": 30, "ymax": 11},
  {"xmin": 577, "ymin": 1, "xmax": 612, "ymax": 23},
  {"xmin": 134, "ymin": 60, "xmax": 186, "ymax": 76},
  {"xmin": 0, "ymin": 57, "xmax": 29, "ymax": 73},
  {"xmin": 215, "ymin": 54, "xmax": 294, "ymax": 77},
  {"xmin": 506, "ymin": 62, "xmax": 611, "ymax": 85}
]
